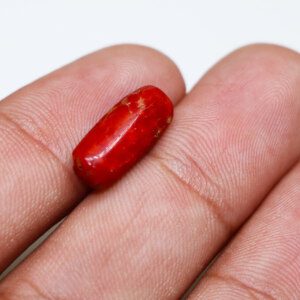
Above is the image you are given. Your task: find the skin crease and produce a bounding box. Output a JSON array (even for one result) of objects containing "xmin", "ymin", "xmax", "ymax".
[{"xmin": 0, "ymin": 44, "xmax": 299, "ymax": 299}]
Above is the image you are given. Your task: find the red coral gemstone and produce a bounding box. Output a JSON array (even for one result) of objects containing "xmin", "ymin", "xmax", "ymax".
[{"xmin": 72, "ymin": 85, "xmax": 173, "ymax": 189}]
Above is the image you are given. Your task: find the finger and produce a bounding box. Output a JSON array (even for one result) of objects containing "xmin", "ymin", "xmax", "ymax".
[
  {"xmin": 188, "ymin": 162, "xmax": 300, "ymax": 299},
  {"xmin": 0, "ymin": 44, "xmax": 185, "ymax": 272},
  {"xmin": 1, "ymin": 44, "xmax": 300, "ymax": 300}
]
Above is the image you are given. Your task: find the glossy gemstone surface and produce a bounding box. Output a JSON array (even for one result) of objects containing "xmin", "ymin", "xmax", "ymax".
[{"xmin": 72, "ymin": 85, "xmax": 173, "ymax": 188}]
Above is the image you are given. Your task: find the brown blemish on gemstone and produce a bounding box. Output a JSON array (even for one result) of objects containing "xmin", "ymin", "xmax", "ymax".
[
  {"xmin": 155, "ymin": 128, "xmax": 162, "ymax": 138},
  {"xmin": 121, "ymin": 97, "xmax": 129, "ymax": 106},
  {"xmin": 137, "ymin": 97, "xmax": 146, "ymax": 110},
  {"xmin": 75, "ymin": 158, "xmax": 83, "ymax": 171},
  {"xmin": 122, "ymin": 97, "xmax": 134, "ymax": 114}
]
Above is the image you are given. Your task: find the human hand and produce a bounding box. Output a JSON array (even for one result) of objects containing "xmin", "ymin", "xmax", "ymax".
[{"xmin": 0, "ymin": 44, "xmax": 299, "ymax": 299}]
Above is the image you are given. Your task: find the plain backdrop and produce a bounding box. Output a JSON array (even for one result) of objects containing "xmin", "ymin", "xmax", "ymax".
[
  {"xmin": 0, "ymin": 0, "xmax": 299, "ymax": 282},
  {"xmin": 0, "ymin": 0, "xmax": 299, "ymax": 100}
]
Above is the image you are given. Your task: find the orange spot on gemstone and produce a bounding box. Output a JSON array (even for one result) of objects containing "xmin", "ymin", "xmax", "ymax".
[
  {"xmin": 137, "ymin": 97, "xmax": 146, "ymax": 110},
  {"xmin": 75, "ymin": 158, "xmax": 82, "ymax": 171}
]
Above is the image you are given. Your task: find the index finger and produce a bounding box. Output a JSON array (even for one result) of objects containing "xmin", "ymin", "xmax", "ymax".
[{"xmin": 0, "ymin": 44, "xmax": 185, "ymax": 272}]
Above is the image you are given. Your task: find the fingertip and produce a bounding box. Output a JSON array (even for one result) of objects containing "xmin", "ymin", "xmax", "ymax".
[{"xmin": 75, "ymin": 43, "xmax": 186, "ymax": 104}]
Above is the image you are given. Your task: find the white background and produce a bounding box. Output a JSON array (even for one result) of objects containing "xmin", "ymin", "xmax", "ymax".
[{"xmin": 0, "ymin": 0, "xmax": 299, "ymax": 100}]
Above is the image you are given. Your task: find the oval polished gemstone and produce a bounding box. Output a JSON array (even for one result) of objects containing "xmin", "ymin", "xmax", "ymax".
[{"xmin": 72, "ymin": 85, "xmax": 173, "ymax": 188}]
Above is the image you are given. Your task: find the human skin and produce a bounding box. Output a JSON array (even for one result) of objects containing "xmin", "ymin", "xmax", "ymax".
[{"xmin": 0, "ymin": 44, "xmax": 299, "ymax": 299}]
